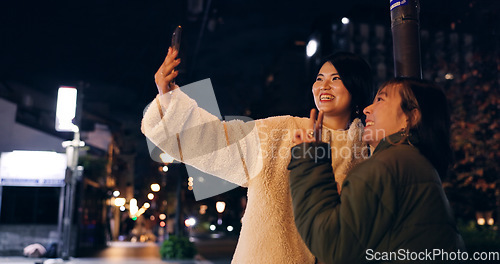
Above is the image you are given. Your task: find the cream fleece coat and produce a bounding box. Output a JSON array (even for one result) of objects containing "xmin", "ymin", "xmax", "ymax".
[{"xmin": 142, "ymin": 88, "xmax": 367, "ymax": 264}]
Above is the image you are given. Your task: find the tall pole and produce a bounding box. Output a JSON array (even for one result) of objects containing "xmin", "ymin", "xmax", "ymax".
[
  {"xmin": 0, "ymin": 186, "xmax": 3, "ymax": 221},
  {"xmin": 61, "ymin": 130, "xmax": 83, "ymax": 259},
  {"xmin": 56, "ymin": 183, "xmax": 65, "ymax": 257},
  {"xmin": 390, "ymin": 0, "xmax": 422, "ymax": 78},
  {"xmin": 175, "ymin": 174, "xmax": 181, "ymax": 236},
  {"xmin": 56, "ymin": 86, "xmax": 83, "ymax": 259}
]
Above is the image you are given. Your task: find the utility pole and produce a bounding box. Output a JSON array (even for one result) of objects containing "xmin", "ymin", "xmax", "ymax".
[{"xmin": 390, "ymin": 0, "xmax": 422, "ymax": 78}]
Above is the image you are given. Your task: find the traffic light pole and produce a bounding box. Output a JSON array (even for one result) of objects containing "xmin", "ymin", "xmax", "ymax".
[{"xmin": 390, "ymin": 0, "xmax": 422, "ymax": 78}]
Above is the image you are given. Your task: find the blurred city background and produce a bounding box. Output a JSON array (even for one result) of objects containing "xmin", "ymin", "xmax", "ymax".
[{"xmin": 0, "ymin": 0, "xmax": 498, "ymax": 263}]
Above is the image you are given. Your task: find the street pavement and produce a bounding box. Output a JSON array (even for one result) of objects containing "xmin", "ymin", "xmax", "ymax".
[{"xmin": 0, "ymin": 238, "xmax": 236, "ymax": 264}]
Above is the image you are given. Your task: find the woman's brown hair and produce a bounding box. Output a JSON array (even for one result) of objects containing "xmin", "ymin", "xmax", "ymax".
[{"xmin": 379, "ymin": 78, "xmax": 452, "ymax": 178}]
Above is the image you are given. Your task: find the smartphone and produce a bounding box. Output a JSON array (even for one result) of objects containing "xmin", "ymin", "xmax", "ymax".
[
  {"xmin": 170, "ymin": 25, "xmax": 182, "ymax": 88},
  {"xmin": 171, "ymin": 25, "xmax": 182, "ymax": 52}
]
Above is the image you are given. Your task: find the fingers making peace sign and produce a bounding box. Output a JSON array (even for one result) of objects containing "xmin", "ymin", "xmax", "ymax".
[{"xmin": 293, "ymin": 109, "xmax": 324, "ymax": 145}]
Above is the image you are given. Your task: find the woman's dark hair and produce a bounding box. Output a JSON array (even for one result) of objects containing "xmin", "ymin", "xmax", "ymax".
[
  {"xmin": 322, "ymin": 52, "xmax": 374, "ymax": 121},
  {"xmin": 381, "ymin": 77, "xmax": 452, "ymax": 178}
]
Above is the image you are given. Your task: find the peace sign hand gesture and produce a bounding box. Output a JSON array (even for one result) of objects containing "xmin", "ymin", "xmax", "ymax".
[{"xmin": 293, "ymin": 109, "xmax": 324, "ymax": 145}]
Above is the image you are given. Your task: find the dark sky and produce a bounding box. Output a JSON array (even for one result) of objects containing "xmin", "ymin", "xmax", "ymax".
[{"xmin": 0, "ymin": 0, "xmax": 497, "ymax": 130}]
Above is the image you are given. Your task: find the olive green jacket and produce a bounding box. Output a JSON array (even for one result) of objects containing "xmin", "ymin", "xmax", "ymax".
[{"xmin": 288, "ymin": 134, "xmax": 465, "ymax": 264}]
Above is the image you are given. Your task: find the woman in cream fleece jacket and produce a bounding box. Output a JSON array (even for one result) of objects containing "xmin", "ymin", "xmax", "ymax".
[{"xmin": 142, "ymin": 48, "xmax": 373, "ymax": 263}]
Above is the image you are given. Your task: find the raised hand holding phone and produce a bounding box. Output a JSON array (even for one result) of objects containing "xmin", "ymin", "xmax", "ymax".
[
  {"xmin": 155, "ymin": 25, "xmax": 182, "ymax": 95},
  {"xmin": 170, "ymin": 26, "xmax": 182, "ymax": 89}
]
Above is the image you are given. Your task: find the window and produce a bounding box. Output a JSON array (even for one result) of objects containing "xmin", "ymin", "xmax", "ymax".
[{"xmin": 0, "ymin": 186, "xmax": 60, "ymax": 224}]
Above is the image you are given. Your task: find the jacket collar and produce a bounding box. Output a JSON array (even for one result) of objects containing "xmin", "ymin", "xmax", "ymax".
[{"xmin": 372, "ymin": 131, "xmax": 419, "ymax": 155}]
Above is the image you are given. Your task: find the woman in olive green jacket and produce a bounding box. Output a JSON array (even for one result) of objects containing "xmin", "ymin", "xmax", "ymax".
[{"xmin": 288, "ymin": 78, "xmax": 465, "ymax": 264}]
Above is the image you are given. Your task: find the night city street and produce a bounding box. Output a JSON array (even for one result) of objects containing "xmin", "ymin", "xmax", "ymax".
[
  {"xmin": 0, "ymin": 0, "xmax": 499, "ymax": 263},
  {"xmin": 0, "ymin": 238, "xmax": 236, "ymax": 263}
]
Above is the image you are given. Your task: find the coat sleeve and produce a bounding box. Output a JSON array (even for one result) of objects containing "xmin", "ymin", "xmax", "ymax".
[
  {"xmin": 288, "ymin": 142, "xmax": 396, "ymax": 264},
  {"xmin": 141, "ymin": 88, "xmax": 263, "ymax": 186}
]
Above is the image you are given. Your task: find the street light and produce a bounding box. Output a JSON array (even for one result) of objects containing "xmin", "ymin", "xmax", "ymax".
[
  {"xmin": 114, "ymin": 198, "xmax": 126, "ymax": 207},
  {"xmin": 151, "ymin": 183, "xmax": 160, "ymax": 192},
  {"xmin": 185, "ymin": 217, "xmax": 196, "ymax": 227},
  {"xmin": 216, "ymin": 201, "xmax": 225, "ymax": 225},
  {"xmin": 160, "ymin": 152, "xmax": 175, "ymax": 164},
  {"xmin": 56, "ymin": 86, "xmax": 84, "ymax": 260},
  {"xmin": 56, "ymin": 87, "xmax": 78, "ymax": 133},
  {"xmin": 306, "ymin": 39, "xmax": 318, "ymax": 57},
  {"xmin": 216, "ymin": 201, "xmax": 226, "ymax": 213},
  {"xmin": 130, "ymin": 198, "xmax": 138, "ymax": 217}
]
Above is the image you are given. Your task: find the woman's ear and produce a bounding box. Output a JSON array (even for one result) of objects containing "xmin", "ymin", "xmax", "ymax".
[{"xmin": 409, "ymin": 108, "xmax": 421, "ymax": 127}]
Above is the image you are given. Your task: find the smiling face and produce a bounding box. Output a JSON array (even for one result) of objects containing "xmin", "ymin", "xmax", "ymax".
[
  {"xmin": 362, "ymin": 84, "xmax": 409, "ymax": 148},
  {"xmin": 312, "ymin": 62, "xmax": 352, "ymax": 119}
]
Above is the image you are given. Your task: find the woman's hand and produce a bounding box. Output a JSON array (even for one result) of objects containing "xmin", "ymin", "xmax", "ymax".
[
  {"xmin": 293, "ymin": 109, "xmax": 324, "ymax": 145},
  {"xmin": 155, "ymin": 47, "xmax": 181, "ymax": 95}
]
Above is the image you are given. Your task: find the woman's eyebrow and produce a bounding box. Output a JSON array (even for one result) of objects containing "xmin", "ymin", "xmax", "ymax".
[
  {"xmin": 317, "ymin": 73, "xmax": 340, "ymax": 76},
  {"xmin": 377, "ymin": 91, "xmax": 388, "ymax": 97}
]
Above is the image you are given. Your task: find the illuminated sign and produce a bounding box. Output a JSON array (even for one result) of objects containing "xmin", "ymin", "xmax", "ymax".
[{"xmin": 0, "ymin": 151, "xmax": 67, "ymax": 186}]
